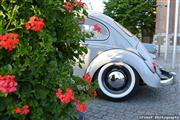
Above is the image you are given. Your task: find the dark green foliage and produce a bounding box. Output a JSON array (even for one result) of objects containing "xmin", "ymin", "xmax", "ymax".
[
  {"xmin": 0, "ymin": 0, "xmax": 96, "ymax": 119},
  {"xmin": 104, "ymin": 0, "xmax": 156, "ymax": 42}
]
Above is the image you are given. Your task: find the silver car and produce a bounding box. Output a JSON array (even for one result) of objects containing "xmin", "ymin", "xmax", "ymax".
[{"xmin": 74, "ymin": 12, "xmax": 174, "ymax": 101}]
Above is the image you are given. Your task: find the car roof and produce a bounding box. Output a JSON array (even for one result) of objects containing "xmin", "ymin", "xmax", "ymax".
[{"xmin": 88, "ymin": 11, "xmax": 115, "ymax": 25}]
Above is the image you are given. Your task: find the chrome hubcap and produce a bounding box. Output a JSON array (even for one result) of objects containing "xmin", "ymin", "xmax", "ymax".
[{"xmin": 107, "ymin": 71, "xmax": 126, "ymax": 89}]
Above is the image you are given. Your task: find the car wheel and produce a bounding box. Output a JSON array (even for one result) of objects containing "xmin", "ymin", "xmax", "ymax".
[{"xmin": 96, "ymin": 62, "xmax": 139, "ymax": 101}]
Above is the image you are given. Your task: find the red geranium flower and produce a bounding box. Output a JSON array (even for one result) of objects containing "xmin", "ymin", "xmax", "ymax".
[
  {"xmin": 0, "ymin": 33, "xmax": 19, "ymax": 51},
  {"xmin": 64, "ymin": 2, "xmax": 74, "ymax": 12},
  {"xmin": 56, "ymin": 88, "xmax": 75, "ymax": 103},
  {"xmin": 93, "ymin": 91, "xmax": 97, "ymax": 98},
  {"xmin": 0, "ymin": 75, "xmax": 17, "ymax": 93},
  {"xmin": 25, "ymin": 16, "xmax": 45, "ymax": 32},
  {"xmin": 83, "ymin": 73, "xmax": 92, "ymax": 84},
  {"xmin": 14, "ymin": 105, "xmax": 30, "ymax": 115},
  {"xmin": 75, "ymin": 0, "xmax": 87, "ymax": 9},
  {"xmin": 76, "ymin": 102, "xmax": 87, "ymax": 112},
  {"xmin": 25, "ymin": 23, "xmax": 31, "ymax": 30},
  {"xmin": 14, "ymin": 108, "xmax": 21, "ymax": 114},
  {"xmin": 22, "ymin": 105, "xmax": 30, "ymax": 114}
]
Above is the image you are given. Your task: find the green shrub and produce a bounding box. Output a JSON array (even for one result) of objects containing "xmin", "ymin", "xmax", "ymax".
[{"xmin": 0, "ymin": 0, "xmax": 96, "ymax": 119}]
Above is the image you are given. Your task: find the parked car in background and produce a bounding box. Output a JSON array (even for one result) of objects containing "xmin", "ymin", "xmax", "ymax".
[
  {"xmin": 143, "ymin": 43, "xmax": 157, "ymax": 59},
  {"xmin": 143, "ymin": 43, "xmax": 157, "ymax": 55},
  {"xmin": 74, "ymin": 12, "xmax": 174, "ymax": 101}
]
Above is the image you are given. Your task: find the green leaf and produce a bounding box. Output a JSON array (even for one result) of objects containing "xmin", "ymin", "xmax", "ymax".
[
  {"xmin": 34, "ymin": 86, "xmax": 49, "ymax": 100},
  {"xmin": 0, "ymin": 11, "xmax": 5, "ymax": 18},
  {"xmin": 1, "ymin": 2, "xmax": 8, "ymax": 11},
  {"xmin": 0, "ymin": 20, "xmax": 4, "ymax": 34},
  {"xmin": 0, "ymin": 97, "xmax": 7, "ymax": 111},
  {"xmin": 0, "ymin": 93, "xmax": 7, "ymax": 97},
  {"xmin": 26, "ymin": 0, "xmax": 33, "ymax": 3}
]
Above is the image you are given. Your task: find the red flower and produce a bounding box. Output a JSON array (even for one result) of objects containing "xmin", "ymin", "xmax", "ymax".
[
  {"xmin": 0, "ymin": 33, "xmax": 19, "ymax": 51},
  {"xmin": 94, "ymin": 23, "xmax": 102, "ymax": 33},
  {"xmin": 25, "ymin": 16, "xmax": 45, "ymax": 32},
  {"xmin": 22, "ymin": 105, "xmax": 30, "ymax": 114},
  {"xmin": 14, "ymin": 105, "xmax": 30, "ymax": 115},
  {"xmin": 76, "ymin": 102, "xmax": 87, "ymax": 113},
  {"xmin": 29, "ymin": 16, "xmax": 37, "ymax": 21},
  {"xmin": 0, "ymin": 75, "xmax": 17, "ymax": 93},
  {"xmin": 25, "ymin": 23, "xmax": 31, "ymax": 30},
  {"xmin": 14, "ymin": 108, "xmax": 21, "ymax": 114},
  {"xmin": 64, "ymin": 2, "xmax": 74, "ymax": 12},
  {"xmin": 83, "ymin": 73, "xmax": 92, "ymax": 84},
  {"xmin": 23, "ymin": 105, "xmax": 29, "ymax": 109},
  {"xmin": 56, "ymin": 88, "xmax": 74, "ymax": 103},
  {"xmin": 93, "ymin": 91, "xmax": 97, "ymax": 98},
  {"xmin": 75, "ymin": 0, "xmax": 87, "ymax": 9}
]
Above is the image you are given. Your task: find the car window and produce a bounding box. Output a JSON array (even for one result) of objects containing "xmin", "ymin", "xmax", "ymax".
[{"xmin": 81, "ymin": 18, "xmax": 109, "ymax": 41}]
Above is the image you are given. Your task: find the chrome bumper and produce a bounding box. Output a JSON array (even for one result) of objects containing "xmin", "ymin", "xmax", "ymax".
[{"xmin": 160, "ymin": 69, "xmax": 175, "ymax": 86}]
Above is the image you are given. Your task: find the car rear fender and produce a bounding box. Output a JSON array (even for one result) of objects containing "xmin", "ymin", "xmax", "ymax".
[{"xmin": 85, "ymin": 49, "xmax": 161, "ymax": 87}]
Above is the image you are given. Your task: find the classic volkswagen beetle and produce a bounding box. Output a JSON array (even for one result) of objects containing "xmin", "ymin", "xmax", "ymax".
[{"xmin": 74, "ymin": 12, "xmax": 174, "ymax": 101}]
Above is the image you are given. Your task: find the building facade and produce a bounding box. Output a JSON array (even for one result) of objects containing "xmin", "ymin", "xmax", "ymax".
[{"xmin": 154, "ymin": 0, "xmax": 180, "ymax": 52}]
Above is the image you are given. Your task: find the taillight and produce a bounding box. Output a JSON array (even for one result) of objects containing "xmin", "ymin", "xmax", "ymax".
[{"xmin": 152, "ymin": 62, "xmax": 156, "ymax": 73}]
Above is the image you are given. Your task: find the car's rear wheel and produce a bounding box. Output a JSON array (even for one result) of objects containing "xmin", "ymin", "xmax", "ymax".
[{"xmin": 96, "ymin": 62, "xmax": 139, "ymax": 101}]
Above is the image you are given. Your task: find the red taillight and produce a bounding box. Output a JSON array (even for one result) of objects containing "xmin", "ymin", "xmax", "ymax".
[{"xmin": 152, "ymin": 62, "xmax": 156, "ymax": 73}]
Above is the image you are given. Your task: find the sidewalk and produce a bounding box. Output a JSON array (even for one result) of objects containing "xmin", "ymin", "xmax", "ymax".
[{"xmin": 156, "ymin": 53, "xmax": 180, "ymax": 71}]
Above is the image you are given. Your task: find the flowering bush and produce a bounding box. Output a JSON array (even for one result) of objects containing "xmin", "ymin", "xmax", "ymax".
[{"xmin": 0, "ymin": 0, "xmax": 97, "ymax": 119}]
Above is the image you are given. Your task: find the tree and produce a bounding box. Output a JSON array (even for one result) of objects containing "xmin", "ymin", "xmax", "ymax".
[{"xmin": 104, "ymin": 0, "xmax": 156, "ymax": 43}]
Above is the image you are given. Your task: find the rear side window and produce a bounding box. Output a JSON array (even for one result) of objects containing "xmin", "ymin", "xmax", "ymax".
[{"xmin": 81, "ymin": 18, "xmax": 109, "ymax": 41}]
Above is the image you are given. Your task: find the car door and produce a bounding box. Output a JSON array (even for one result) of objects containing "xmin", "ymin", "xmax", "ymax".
[{"xmin": 73, "ymin": 18, "xmax": 110, "ymax": 77}]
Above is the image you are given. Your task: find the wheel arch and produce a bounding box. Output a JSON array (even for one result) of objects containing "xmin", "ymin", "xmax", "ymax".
[{"xmin": 85, "ymin": 49, "xmax": 161, "ymax": 87}]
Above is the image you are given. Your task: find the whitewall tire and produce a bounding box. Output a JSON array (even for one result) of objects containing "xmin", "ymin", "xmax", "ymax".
[{"xmin": 96, "ymin": 62, "xmax": 139, "ymax": 101}]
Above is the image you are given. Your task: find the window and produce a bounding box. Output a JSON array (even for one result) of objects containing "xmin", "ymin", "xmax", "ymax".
[{"xmin": 81, "ymin": 18, "xmax": 109, "ymax": 40}]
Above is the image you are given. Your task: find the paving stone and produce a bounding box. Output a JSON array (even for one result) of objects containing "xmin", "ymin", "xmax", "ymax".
[{"xmin": 86, "ymin": 54, "xmax": 180, "ymax": 120}]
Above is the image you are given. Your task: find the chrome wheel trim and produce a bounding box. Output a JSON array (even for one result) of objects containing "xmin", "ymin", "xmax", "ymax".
[
  {"xmin": 98, "ymin": 62, "xmax": 135, "ymax": 98},
  {"xmin": 107, "ymin": 70, "xmax": 126, "ymax": 89}
]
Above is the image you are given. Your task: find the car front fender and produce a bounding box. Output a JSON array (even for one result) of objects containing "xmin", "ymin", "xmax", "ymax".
[{"xmin": 86, "ymin": 49, "xmax": 161, "ymax": 87}]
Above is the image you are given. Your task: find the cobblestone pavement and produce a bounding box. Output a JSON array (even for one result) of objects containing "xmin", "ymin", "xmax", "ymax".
[{"xmin": 86, "ymin": 54, "xmax": 180, "ymax": 120}]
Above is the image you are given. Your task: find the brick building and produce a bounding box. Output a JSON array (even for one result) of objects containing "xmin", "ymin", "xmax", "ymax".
[{"xmin": 154, "ymin": 0, "xmax": 180, "ymax": 52}]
